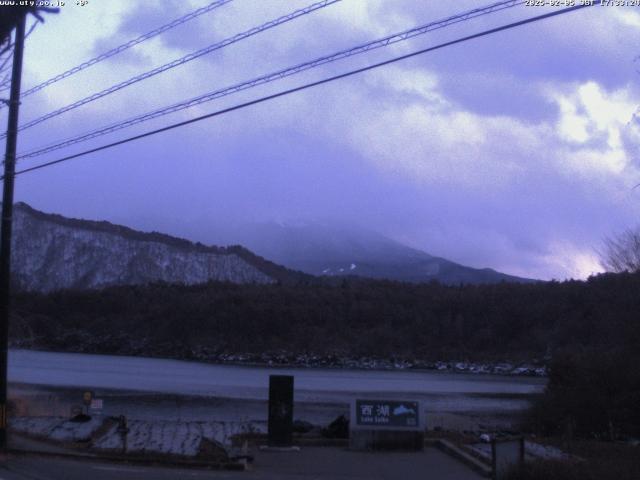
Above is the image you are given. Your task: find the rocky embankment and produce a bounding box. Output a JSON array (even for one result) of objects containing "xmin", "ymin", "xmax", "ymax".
[{"xmin": 182, "ymin": 353, "xmax": 547, "ymax": 377}]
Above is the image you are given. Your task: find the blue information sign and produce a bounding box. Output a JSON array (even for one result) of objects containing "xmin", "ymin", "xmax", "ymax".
[{"xmin": 355, "ymin": 400, "xmax": 419, "ymax": 428}]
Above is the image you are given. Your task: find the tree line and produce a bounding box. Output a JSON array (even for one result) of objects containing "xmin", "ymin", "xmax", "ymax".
[{"xmin": 9, "ymin": 271, "xmax": 640, "ymax": 437}]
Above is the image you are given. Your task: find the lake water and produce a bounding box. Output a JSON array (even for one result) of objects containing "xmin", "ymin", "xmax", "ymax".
[{"xmin": 8, "ymin": 349, "xmax": 546, "ymax": 427}]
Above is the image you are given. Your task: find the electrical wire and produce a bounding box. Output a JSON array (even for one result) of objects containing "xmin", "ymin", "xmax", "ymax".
[
  {"xmin": 0, "ymin": 47, "xmax": 13, "ymax": 74},
  {"xmin": 0, "ymin": 20, "xmax": 36, "ymax": 92},
  {"xmin": 5, "ymin": 4, "xmax": 593, "ymax": 179},
  {"xmin": 0, "ymin": 52, "xmax": 12, "ymax": 74},
  {"xmin": 0, "ymin": 38, "xmax": 15, "ymax": 93},
  {"xmin": 3, "ymin": 0, "xmax": 234, "ymax": 98},
  {"xmin": 1, "ymin": 17, "xmax": 53, "ymax": 98},
  {"xmin": 2, "ymin": 0, "xmax": 340, "ymax": 137},
  {"xmin": 18, "ymin": 0, "xmax": 525, "ymax": 161}
]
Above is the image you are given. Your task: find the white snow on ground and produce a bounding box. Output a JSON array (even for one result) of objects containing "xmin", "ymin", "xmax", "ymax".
[
  {"xmin": 524, "ymin": 441, "xmax": 570, "ymax": 460},
  {"xmin": 49, "ymin": 416, "xmax": 105, "ymax": 442},
  {"xmin": 10, "ymin": 417, "xmax": 62, "ymax": 438},
  {"xmin": 11, "ymin": 416, "xmax": 105, "ymax": 443},
  {"xmin": 468, "ymin": 441, "xmax": 570, "ymax": 462},
  {"xmin": 10, "ymin": 416, "xmax": 265, "ymax": 457},
  {"xmin": 95, "ymin": 419, "xmax": 263, "ymax": 456}
]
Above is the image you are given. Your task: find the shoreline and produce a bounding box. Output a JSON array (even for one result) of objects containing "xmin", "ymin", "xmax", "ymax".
[{"xmin": 9, "ymin": 346, "xmax": 548, "ymax": 378}]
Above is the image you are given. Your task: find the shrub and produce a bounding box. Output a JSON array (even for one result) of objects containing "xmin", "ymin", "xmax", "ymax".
[{"xmin": 528, "ymin": 348, "xmax": 640, "ymax": 439}]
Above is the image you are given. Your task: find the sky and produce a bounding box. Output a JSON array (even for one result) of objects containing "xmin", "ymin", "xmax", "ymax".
[{"xmin": 3, "ymin": 0, "xmax": 640, "ymax": 281}]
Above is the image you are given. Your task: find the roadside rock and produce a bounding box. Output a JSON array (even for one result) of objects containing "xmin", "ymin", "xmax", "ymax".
[
  {"xmin": 322, "ymin": 415, "xmax": 349, "ymax": 439},
  {"xmin": 292, "ymin": 419, "xmax": 315, "ymax": 434}
]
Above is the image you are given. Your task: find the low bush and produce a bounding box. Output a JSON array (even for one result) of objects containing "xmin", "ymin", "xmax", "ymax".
[
  {"xmin": 527, "ymin": 348, "xmax": 640, "ymax": 439},
  {"xmin": 505, "ymin": 453, "xmax": 640, "ymax": 480}
]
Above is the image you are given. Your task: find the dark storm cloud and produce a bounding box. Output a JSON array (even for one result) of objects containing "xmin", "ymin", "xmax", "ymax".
[{"xmin": 10, "ymin": 1, "xmax": 640, "ymax": 280}]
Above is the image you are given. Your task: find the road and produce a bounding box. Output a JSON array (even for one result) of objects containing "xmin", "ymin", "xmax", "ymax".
[{"xmin": 0, "ymin": 448, "xmax": 484, "ymax": 480}]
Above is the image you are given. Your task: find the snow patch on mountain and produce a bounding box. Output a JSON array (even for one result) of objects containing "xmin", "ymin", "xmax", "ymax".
[{"xmin": 10, "ymin": 204, "xmax": 275, "ymax": 292}]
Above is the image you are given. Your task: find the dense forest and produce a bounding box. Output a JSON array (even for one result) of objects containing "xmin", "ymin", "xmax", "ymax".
[{"xmin": 8, "ymin": 271, "xmax": 640, "ymax": 363}]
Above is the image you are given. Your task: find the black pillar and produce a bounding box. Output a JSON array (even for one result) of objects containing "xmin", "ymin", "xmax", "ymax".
[{"xmin": 268, "ymin": 375, "xmax": 293, "ymax": 446}]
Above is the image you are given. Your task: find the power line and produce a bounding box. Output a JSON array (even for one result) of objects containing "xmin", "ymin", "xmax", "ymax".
[
  {"xmin": 0, "ymin": 74, "xmax": 10, "ymax": 91},
  {"xmin": 24, "ymin": 20, "xmax": 38, "ymax": 40},
  {"xmin": 7, "ymin": 4, "xmax": 593, "ymax": 179},
  {"xmin": 0, "ymin": 45, "xmax": 13, "ymax": 75},
  {"xmin": 2, "ymin": 0, "xmax": 340, "ymax": 138},
  {"xmin": 0, "ymin": 41, "xmax": 11, "ymax": 58},
  {"xmin": 0, "ymin": 21, "xmax": 36, "ymax": 92},
  {"xmin": 0, "ymin": 70, "xmax": 10, "ymax": 92},
  {"xmin": 0, "ymin": 0, "xmax": 233, "ymax": 98},
  {"xmin": 18, "ymin": 0, "xmax": 525, "ymax": 161},
  {"xmin": 0, "ymin": 51, "xmax": 12, "ymax": 74}
]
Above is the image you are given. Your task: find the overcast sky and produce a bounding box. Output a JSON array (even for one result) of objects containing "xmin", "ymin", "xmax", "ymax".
[{"xmin": 4, "ymin": 0, "xmax": 640, "ymax": 280}]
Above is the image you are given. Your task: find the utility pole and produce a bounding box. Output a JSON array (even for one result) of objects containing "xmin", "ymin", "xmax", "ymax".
[{"xmin": 0, "ymin": 12, "xmax": 26, "ymax": 452}]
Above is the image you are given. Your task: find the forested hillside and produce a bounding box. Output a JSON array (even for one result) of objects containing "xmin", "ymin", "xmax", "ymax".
[{"xmin": 9, "ymin": 271, "xmax": 640, "ymax": 366}]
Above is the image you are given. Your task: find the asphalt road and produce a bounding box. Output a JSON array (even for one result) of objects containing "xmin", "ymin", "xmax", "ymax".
[{"xmin": 0, "ymin": 448, "xmax": 484, "ymax": 480}]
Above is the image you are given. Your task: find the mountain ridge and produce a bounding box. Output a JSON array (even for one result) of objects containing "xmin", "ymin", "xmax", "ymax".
[
  {"xmin": 222, "ymin": 221, "xmax": 535, "ymax": 285},
  {"xmin": 10, "ymin": 202, "xmax": 311, "ymax": 291},
  {"xmin": 8, "ymin": 202, "xmax": 534, "ymax": 291}
]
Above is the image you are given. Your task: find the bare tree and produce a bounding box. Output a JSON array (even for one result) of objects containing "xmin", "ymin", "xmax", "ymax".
[{"xmin": 601, "ymin": 227, "xmax": 640, "ymax": 273}]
